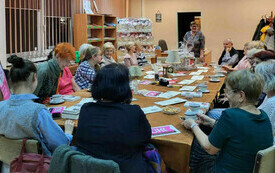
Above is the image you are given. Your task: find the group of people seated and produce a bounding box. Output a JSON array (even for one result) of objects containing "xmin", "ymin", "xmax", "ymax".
[{"xmin": 0, "ymin": 37, "xmax": 274, "ymax": 173}]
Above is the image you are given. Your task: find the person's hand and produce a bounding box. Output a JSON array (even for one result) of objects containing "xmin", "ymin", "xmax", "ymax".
[
  {"xmin": 218, "ymin": 93, "xmax": 228, "ymax": 104},
  {"xmin": 200, "ymin": 55, "xmax": 204, "ymax": 63},
  {"xmin": 64, "ymin": 120, "xmax": 75, "ymax": 135},
  {"xmin": 222, "ymin": 65, "xmax": 233, "ymax": 72},
  {"xmin": 196, "ymin": 114, "xmax": 216, "ymax": 127},
  {"xmin": 181, "ymin": 119, "xmax": 196, "ymax": 130},
  {"xmin": 226, "ymin": 47, "xmax": 231, "ymax": 52}
]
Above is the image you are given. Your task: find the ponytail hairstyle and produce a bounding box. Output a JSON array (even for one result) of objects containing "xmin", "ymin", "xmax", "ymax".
[
  {"xmin": 7, "ymin": 55, "xmax": 37, "ymax": 84},
  {"xmin": 82, "ymin": 46, "xmax": 100, "ymax": 62}
]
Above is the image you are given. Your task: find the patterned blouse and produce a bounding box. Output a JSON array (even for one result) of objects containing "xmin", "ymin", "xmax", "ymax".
[
  {"xmin": 74, "ymin": 61, "xmax": 96, "ymax": 89},
  {"xmin": 183, "ymin": 31, "xmax": 205, "ymax": 58}
]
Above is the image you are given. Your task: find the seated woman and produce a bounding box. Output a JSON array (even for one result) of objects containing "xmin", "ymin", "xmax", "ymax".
[
  {"xmin": 74, "ymin": 45, "xmax": 102, "ymax": 89},
  {"xmin": 183, "ymin": 69, "xmax": 273, "ymax": 173},
  {"xmin": 76, "ymin": 64, "xmax": 151, "ymax": 173},
  {"xmin": 222, "ymin": 41, "xmax": 265, "ymax": 72},
  {"xmin": 135, "ymin": 41, "xmax": 148, "ymax": 67},
  {"xmin": 0, "ymin": 55, "xmax": 74, "ymax": 156},
  {"xmin": 47, "ymin": 50, "xmax": 80, "ymax": 95},
  {"xmin": 250, "ymin": 50, "xmax": 275, "ymax": 70},
  {"xmin": 124, "ymin": 42, "xmax": 138, "ymax": 67},
  {"xmin": 100, "ymin": 42, "xmax": 116, "ymax": 67},
  {"xmin": 255, "ymin": 60, "xmax": 275, "ymax": 143},
  {"xmin": 34, "ymin": 43, "xmax": 76, "ymax": 103}
]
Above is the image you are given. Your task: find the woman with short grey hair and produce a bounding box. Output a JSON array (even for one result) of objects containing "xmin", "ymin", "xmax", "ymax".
[{"xmin": 255, "ymin": 60, "xmax": 275, "ymax": 143}]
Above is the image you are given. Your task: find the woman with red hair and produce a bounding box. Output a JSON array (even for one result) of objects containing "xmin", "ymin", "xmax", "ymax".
[{"xmin": 34, "ymin": 43, "xmax": 79, "ymax": 103}]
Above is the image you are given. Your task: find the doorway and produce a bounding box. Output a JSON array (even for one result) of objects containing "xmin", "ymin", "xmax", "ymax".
[{"xmin": 177, "ymin": 12, "xmax": 201, "ymax": 48}]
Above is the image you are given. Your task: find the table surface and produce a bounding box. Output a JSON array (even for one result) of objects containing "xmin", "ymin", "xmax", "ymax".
[{"xmin": 53, "ymin": 65, "xmax": 225, "ymax": 173}]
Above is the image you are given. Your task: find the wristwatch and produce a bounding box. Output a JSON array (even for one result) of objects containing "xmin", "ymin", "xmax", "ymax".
[{"xmin": 191, "ymin": 123, "xmax": 198, "ymax": 129}]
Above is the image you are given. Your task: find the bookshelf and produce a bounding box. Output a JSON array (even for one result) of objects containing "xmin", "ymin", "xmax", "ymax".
[{"xmin": 74, "ymin": 14, "xmax": 117, "ymax": 60}]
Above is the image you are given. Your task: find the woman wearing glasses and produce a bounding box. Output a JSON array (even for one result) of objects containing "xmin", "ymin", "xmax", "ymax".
[{"xmin": 182, "ymin": 69, "xmax": 273, "ymax": 173}]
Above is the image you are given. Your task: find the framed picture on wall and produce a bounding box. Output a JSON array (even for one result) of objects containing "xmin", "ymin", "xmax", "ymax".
[{"xmin": 156, "ymin": 11, "xmax": 162, "ymax": 22}]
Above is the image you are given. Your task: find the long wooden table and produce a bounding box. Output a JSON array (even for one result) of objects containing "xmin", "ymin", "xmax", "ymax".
[{"xmin": 54, "ymin": 66, "xmax": 225, "ymax": 173}]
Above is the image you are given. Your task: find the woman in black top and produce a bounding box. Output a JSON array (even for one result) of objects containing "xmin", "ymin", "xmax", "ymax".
[{"xmin": 76, "ymin": 63, "xmax": 152, "ymax": 173}]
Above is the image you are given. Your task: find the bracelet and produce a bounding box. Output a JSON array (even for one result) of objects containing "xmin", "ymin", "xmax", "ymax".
[{"xmin": 191, "ymin": 123, "xmax": 198, "ymax": 129}]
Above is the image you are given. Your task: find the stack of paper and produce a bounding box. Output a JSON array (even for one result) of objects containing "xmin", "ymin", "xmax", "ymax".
[
  {"xmin": 191, "ymin": 75, "xmax": 204, "ymax": 80},
  {"xmin": 152, "ymin": 125, "xmax": 181, "ymax": 137},
  {"xmin": 62, "ymin": 98, "xmax": 95, "ymax": 119},
  {"xmin": 179, "ymin": 86, "xmax": 197, "ymax": 91},
  {"xmin": 141, "ymin": 106, "xmax": 163, "ymax": 114}
]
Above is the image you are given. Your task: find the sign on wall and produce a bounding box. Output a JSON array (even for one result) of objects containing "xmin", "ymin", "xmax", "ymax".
[{"xmin": 156, "ymin": 11, "xmax": 162, "ymax": 22}]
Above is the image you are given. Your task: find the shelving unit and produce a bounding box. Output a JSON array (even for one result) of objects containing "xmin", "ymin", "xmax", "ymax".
[{"xmin": 74, "ymin": 14, "xmax": 117, "ymax": 60}]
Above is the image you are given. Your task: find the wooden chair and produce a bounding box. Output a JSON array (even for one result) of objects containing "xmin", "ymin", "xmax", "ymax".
[
  {"xmin": 253, "ymin": 145, "xmax": 275, "ymax": 173},
  {"xmin": 0, "ymin": 136, "xmax": 41, "ymax": 165}
]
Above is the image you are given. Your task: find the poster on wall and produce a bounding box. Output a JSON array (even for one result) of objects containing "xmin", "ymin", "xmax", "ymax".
[
  {"xmin": 83, "ymin": 0, "xmax": 94, "ymax": 14},
  {"xmin": 0, "ymin": 63, "xmax": 10, "ymax": 100}
]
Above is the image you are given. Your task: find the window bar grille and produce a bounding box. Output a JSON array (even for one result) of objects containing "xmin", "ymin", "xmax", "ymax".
[
  {"xmin": 51, "ymin": 0, "xmax": 54, "ymax": 48},
  {"xmin": 28, "ymin": 0, "xmax": 31, "ymax": 58},
  {"xmin": 9, "ymin": 0, "xmax": 12, "ymax": 55},
  {"xmin": 24, "ymin": 0, "xmax": 27, "ymax": 56},
  {"xmin": 19, "ymin": 0, "xmax": 23, "ymax": 56},
  {"xmin": 14, "ymin": 0, "xmax": 17, "ymax": 55},
  {"xmin": 32, "ymin": 0, "xmax": 35, "ymax": 57},
  {"xmin": 65, "ymin": 0, "xmax": 67, "ymax": 42}
]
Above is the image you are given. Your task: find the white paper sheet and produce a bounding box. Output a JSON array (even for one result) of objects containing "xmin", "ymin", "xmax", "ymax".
[
  {"xmin": 189, "ymin": 72, "xmax": 202, "ymax": 75},
  {"xmin": 179, "ymin": 86, "xmax": 197, "ymax": 91},
  {"xmin": 141, "ymin": 105, "xmax": 163, "ymax": 114},
  {"xmin": 144, "ymin": 75, "xmax": 155, "ymax": 79},
  {"xmin": 191, "ymin": 75, "xmax": 204, "ymax": 80},
  {"xmin": 154, "ymin": 97, "xmax": 187, "ymax": 106},
  {"xmin": 158, "ymin": 91, "xmax": 181, "ymax": 99},
  {"xmin": 197, "ymin": 69, "xmax": 208, "ymax": 73},
  {"xmin": 178, "ymin": 79, "xmax": 196, "ymax": 85}
]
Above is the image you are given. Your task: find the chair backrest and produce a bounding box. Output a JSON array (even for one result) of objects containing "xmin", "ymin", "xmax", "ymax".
[
  {"xmin": 0, "ymin": 136, "xmax": 41, "ymax": 165},
  {"xmin": 253, "ymin": 146, "xmax": 275, "ymax": 173},
  {"xmin": 49, "ymin": 145, "xmax": 120, "ymax": 173}
]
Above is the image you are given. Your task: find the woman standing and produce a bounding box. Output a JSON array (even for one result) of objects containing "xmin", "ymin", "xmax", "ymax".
[
  {"xmin": 74, "ymin": 45, "xmax": 102, "ymax": 89},
  {"xmin": 183, "ymin": 21, "xmax": 205, "ymax": 62},
  {"xmin": 183, "ymin": 69, "xmax": 273, "ymax": 173}
]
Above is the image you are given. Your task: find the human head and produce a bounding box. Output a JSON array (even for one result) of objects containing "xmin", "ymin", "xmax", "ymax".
[
  {"xmin": 54, "ymin": 43, "xmax": 75, "ymax": 69},
  {"xmin": 135, "ymin": 41, "xmax": 143, "ymax": 52},
  {"xmin": 7, "ymin": 55, "xmax": 37, "ymax": 92},
  {"xmin": 255, "ymin": 60, "xmax": 275, "ymax": 93},
  {"xmin": 223, "ymin": 38, "xmax": 233, "ymax": 50},
  {"xmin": 92, "ymin": 63, "xmax": 132, "ymax": 103},
  {"xmin": 190, "ymin": 21, "xmax": 198, "ymax": 33},
  {"xmin": 79, "ymin": 43, "xmax": 93, "ymax": 58},
  {"xmin": 158, "ymin": 39, "xmax": 168, "ymax": 52},
  {"xmin": 125, "ymin": 42, "xmax": 135, "ymax": 53},
  {"xmin": 83, "ymin": 46, "xmax": 102, "ymax": 65},
  {"xmin": 102, "ymin": 42, "xmax": 115, "ymax": 59},
  {"xmin": 246, "ymin": 41, "xmax": 265, "ymax": 50},
  {"xmin": 224, "ymin": 69, "xmax": 262, "ymax": 107},
  {"xmin": 251, "ymin": 50, "xmax": 275, "ymax": 69}
]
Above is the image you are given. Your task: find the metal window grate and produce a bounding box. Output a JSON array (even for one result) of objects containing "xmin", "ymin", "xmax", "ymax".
[{"xmin": 5, "ymin": 0, "xmax": 72, "ymax": 62}]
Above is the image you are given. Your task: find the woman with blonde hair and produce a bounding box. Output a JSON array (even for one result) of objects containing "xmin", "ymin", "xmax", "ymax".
[
  {"xmin": 74, "ymin": 45, "xmax": 102, "ymax": 89},
  {"xmin": 183, "ymin": 69, "xmax": 273, "ymax": 173},
  {"xmin": 101, "ymin": 42, "xmax": 116, "ymax": 67},
  {"xmin": 124, "ymin": 42, "xmax": 138, "ymax": 67}
]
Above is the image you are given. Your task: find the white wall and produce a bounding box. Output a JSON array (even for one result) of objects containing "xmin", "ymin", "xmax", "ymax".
[{"xmin": 0, "ymin": 0, "xmax": 6, "ymax": 67}]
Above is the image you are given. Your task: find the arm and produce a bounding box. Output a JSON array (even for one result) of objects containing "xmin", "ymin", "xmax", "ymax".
[
  {"xmin": 124, "ymin": 57, "xmax": 131, "ymax": 67},
  {"xmin": 227, "ymin": 54, "xmax": 239, "ymax": 66},
  {"xmin": 36, "ymin": 109, "xmax": 73, "ymax": 153},
  {"xmin": 71, "ymin": 78, "xmax": 81, "ymax": 92}
]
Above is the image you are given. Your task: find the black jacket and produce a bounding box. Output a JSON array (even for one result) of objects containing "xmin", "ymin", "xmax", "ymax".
[
  {"xmin": 218, "ymin": 47, "xmax": 239, "ymax": 67},
  {"xmin": 76, "ymin": 101, "xmax": 152, "ymax": 173},
  {"xmin": 252, "ymin": 19, "xmax": 267, "ymax": 41}
]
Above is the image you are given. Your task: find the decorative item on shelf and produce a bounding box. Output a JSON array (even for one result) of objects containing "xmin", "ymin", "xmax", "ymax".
[{"xmin": 83, "ymin": 0, "xmax": 94, "ymax": 14}]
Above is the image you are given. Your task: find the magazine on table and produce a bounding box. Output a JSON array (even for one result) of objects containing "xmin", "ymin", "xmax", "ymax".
[{"xmin": 62, "ymin": 98, "xmax": 95, "ymax": 119}]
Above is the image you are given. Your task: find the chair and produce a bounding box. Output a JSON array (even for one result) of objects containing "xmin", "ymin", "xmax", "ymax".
[
  {"xmin": 49, "ymin": 145, "xmax": 120, "ymax": 173},
  {"xmin": 253, "ymin": 145, "xmax": 275, "ymax": 173},
  {"xmin": 0, "ymin": 136, "xmax": 41, "ymax": 172}
]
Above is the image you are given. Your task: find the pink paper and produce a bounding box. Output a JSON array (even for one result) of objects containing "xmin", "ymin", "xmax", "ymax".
[
  {"xmin": 49, "ymin": 106, "xmax": 65, "ymax": 114},
  {"xmin": 0, "ymin": 64, "xmax": 10, "ymax": 100},
  {"xmin": 152, "ymin": 126, "xmax": 175, "ymax": 135},
  {"xmin": 139, "ymin": 80, "xmax": 152, "ymax": 85},
  {"xmin": 145, "ymin": 91, "xmax": 161, "ymax": 97}
]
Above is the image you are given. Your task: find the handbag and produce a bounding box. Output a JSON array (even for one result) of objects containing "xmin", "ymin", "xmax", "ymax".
[
  {"xmin": 143, "ymin": 144, "xmax": 162, "ymax": 173},
  {"xmin": 10, "ymin": 139, "xmax": 51, "ymax": 173}
]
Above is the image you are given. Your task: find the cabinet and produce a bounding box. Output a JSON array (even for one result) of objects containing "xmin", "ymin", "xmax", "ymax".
[{"xmin": 74, "ymin": 14, "xmax": 117, "ymax": 60}]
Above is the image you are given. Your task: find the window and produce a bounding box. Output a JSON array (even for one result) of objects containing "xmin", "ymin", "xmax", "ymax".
[{"xmin": 5, "ymin": 0, "xmax": 72, "ymax": 62}]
